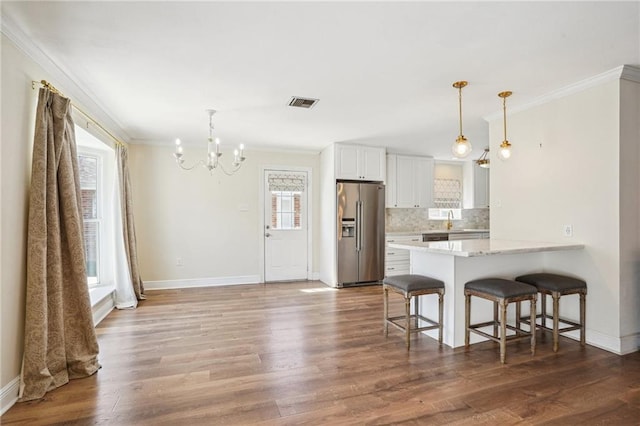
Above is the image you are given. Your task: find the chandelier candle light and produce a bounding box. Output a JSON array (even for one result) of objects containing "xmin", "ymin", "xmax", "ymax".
[
  {"xmin": 497, "ymin": 91, "xmax": 513, "ymax": 161},
  {"xmin": 452, "ymin": 80, "xmax": 472, "ymax": 158},
  {"xmin": 173, "ymin": 109, "xmax": 246, "ymax": 175}
]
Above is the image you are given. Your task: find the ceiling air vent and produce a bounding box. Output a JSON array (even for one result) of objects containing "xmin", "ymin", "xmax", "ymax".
[{"xmin": 288, "ymin": 96, "xmax": 319, "ymax": 109}]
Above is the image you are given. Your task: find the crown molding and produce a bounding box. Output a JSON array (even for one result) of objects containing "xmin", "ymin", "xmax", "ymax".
[
  {"xmin": 483, "ymin": 65, "xmax": 640, "ymax": 122},
  {"xmin": 1, "ymin": 14, "xmax": 132, "ymax": 143},
  {"xmin": 620, "ymin": 64, "xmax": 640, "ymax": 83}
]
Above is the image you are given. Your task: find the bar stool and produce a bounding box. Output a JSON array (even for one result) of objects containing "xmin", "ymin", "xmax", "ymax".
[
  {"xmin": 515, "ymin": 273, "xmax": 587, "ymax": 352},
  {"xmin": 465, "ymin": 278, "xmax": 537, "ymax": 364},
  {"xmin": 383, "ymin": 274, "xmax": 444, "ymax": 350}
]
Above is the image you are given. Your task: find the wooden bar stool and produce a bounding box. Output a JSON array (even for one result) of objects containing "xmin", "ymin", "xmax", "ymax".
[
  {"xmin": 383, "ymin": 274, "xmax": 444, "ymax": 350},
  {"xmin": 465, "ymin": 278, "xmax": 537, "ymax": 364},
  {"xmin": 515, "ymin": 273, "xmax": 587, "ymax": 352}
]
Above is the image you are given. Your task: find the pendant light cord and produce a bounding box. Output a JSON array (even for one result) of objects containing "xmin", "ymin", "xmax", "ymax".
[
  {"xmin": 502, "ymin": 96, "xmax": 507, "ymax": 141},
  {"xmin": 458, "ymin": 86, "xmax": 463, "ymax": 137}
]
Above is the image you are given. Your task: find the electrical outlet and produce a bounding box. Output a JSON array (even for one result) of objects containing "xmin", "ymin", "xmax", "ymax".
[
  {"xmin": 563, "ymin": 225, "xmax": 573, "ymax": 237},
  {"xmin": 176, "ymin": 257, "xmax": 184, "ymax": 266}
]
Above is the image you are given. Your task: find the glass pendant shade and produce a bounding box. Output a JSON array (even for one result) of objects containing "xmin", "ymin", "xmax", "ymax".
[
  {"xmin": 498, "ymin": 140, "xmax": 512, "ymax": 160},
  {"xmin": 452, "ymin": 135, "xmax": 472, "ymax": 158}
]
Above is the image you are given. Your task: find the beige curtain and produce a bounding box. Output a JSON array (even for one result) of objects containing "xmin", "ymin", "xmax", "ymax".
[
  {"xmin": 116, "ymin": 144, "xmax": 145, "ymax": 300},
  {"xmin": 19, "ymin": 89, "xmax": 100, "ymax": 402}
]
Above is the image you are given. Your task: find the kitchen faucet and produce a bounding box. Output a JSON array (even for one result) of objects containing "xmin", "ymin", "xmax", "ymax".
[{"xmin": 446, "ymin": 210, "xmax": 454, "ymax": 230}]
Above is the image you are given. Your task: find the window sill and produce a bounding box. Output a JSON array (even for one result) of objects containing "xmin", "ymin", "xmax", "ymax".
[{"xmin": 89, "ymin": 286, "xmax": 114, "ymax": 308}]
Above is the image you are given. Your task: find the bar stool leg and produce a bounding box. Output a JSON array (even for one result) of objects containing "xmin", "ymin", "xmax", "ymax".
[
  {"xmin": 515, "ymin": 301, "xmax": 521, "ymax": 330},
  {"xmin": 414, "ymin": 294, "xmax": 420, "ymax": 329},
  {"xmin": 465, "ymin": 293, "xmax": 471, "ymax": 347},
  {"xmin": 499, "ymin": 300, "xmax": 507, "ymax": 364},
  {"xmin": 405, "ymin": 295, "xmax": 411, "ymax": 350},
  {"xmin": 580, "ymin": 291, "xmax": 586, "ymax": 346},
  {"xmin": 438, "ymin": 291, "xmax": 444, "ymax": 345},
  {"xmin": 552, "ymin": 291, "xmax": 560, "ymax": 352},
  {"xmin": 541, "ymin": 293, "xmax": 547, "ymax": 329},
  {"xmin": 493, "ymin": 301, "xmax": 499, "ymax": 338},
  {"xmin": 530, "ymin": 297, "xmax": 537, "ymax": 355},
  {"xmin": 383, "ymin": 286, "xmax": 389, "ymax": 337}
]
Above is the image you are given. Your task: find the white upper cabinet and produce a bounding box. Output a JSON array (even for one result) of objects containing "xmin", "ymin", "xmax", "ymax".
[
  {"xmin": 335, "ymin": 144, "xmax": 386, "ymax": 181},
  {"xmin": 386, "ymin": 154, "xmax": 434, "ymax": 208}
]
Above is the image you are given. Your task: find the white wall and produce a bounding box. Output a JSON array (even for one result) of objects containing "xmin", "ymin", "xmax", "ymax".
[
  {"xmin": 619, "ymin": 78, "xmax": 640, "ymax": 340},
  {"xmin": 319, "ymin": 144, "xmax": 337, "ymax": 286},
  {"xmin": 128, "ymin": 143, "xmax": 321, "ymax": 284},
  {"xmin": 1, "ymin": 34, "xmax": 39, "ymax": 408},
  {"xmin": 489, "ymin": 75, "xmax": 639, "ymax": 353}
]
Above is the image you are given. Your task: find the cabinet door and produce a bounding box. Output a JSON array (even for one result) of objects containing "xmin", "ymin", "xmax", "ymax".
[
  {"xmin": 360, "ymin": 147, "xmax": 385, "ymax": 181},
  {"xmin": 335, "ymin": 145, "xmax": 360, "ymax": 180},
  {"xmin": 414, "ymin": 158, "xmax": 434, "ymax": 208},
  {"xmin": 474, "ymin": 165, "xmax": 489, "ymax": 208},
  {"xmin": 385, "ymin": 155, "xmax": 397, "ymax": 207},
  {"xmin": 395, "ymin": 156, "xmax": 416, "ymax": 207}
]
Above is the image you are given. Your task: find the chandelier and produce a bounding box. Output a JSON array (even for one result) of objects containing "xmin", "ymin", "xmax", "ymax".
[
  {"xmin": 173, "ymin": 109, "xmax": 246, "ymax": 175},
  {"xmin": 451, "ymin": 80, "xmax": 472, "ymax": 158}
]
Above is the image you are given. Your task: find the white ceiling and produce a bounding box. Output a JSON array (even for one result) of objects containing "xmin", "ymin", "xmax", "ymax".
[{"xmin": 2, "ymin": 1, "xmax": 639, "ymax": 159}]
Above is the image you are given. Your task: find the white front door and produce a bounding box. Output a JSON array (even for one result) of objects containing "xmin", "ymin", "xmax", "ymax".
[{"xmin": 264, "ymin": 170, "xmax": 308, "ymax": 282}]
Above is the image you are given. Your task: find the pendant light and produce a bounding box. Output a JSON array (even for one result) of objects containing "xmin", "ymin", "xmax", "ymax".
[
  {"xmin": 475, "ymin": 148, "xmax": 490, "ymax": 168},
  {"xmin": 497, "ymin": 91, "xmax": 513, "ymax": 161},
  {"xmin": 452, "ymin": 81, "xmax": 472, "ymax": 158}
]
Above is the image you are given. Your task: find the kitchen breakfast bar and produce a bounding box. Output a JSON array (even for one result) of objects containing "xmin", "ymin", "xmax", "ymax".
[{"xmin": 387, "ymin": 239, "xmax": 585, "ymax": 348}]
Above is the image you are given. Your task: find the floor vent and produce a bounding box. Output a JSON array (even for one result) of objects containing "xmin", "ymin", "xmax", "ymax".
[{"xmin": 289, "ymin": 96, "xmax": 319, "ymax": 109}]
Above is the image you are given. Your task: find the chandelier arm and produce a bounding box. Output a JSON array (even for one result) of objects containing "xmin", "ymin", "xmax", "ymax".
[
  {"xmin": 176, "ymin": 159, "xmax": 206, "ymax": 171},
  {"xmin": 216, "ymin": 161, "xmax": 242, "ymax": 176}
]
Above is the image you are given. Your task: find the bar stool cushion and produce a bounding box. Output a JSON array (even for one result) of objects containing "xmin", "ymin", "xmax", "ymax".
[
  {"xmin": 515, "ymin": 273, "xmax": 586, "ymax": 292},
  {"xmin": 383, "ymin": 274, "xmax": 444, "ymax": 293},
  {"xmin": 465, "ymin": 278, "xmax": 537, "ymax": 298}
]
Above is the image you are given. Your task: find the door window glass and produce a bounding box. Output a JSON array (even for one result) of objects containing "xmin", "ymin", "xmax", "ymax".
[{"xmin": 271, "ymin": 191, "xmax": 301, "ymax": 230}]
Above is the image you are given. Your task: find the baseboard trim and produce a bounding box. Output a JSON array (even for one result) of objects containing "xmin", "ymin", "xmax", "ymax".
[
  {"xmin": 620, "ymin": 332, "xmax": 640, "ymax": 355},
  {"xmin": 145, "ymin": 275, "xmax": 261, "ymax": 291},
  {"xmin": 0, "ymin": 376, "xmax": 20, "ymax": 416},
  {"xmin": 92, "ymin": 295, "xmax": 115, "ymax": 326},
  {"xmin": 90, "ymin": 287, "xmax": 115, "ymax": 325},
  {"xmin": 578, "ymin": 329, "xmax": 638, "ymax": 355}
]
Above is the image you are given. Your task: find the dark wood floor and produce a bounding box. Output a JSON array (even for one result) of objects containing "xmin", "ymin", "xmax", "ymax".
[{"xmin": 3, "ymin": 281, "xmax": 640, "ymax": 425}]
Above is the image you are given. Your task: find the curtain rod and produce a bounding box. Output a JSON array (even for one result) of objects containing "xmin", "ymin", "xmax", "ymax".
[{"xmin": 32, "ymin": 79, "xmax": 125, "ymax": 147}]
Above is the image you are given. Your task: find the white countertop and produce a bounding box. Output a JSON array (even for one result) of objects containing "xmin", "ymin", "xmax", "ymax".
[{"xmin": 388, "ymin": 239, "xmax": 584, "ymax": 257}]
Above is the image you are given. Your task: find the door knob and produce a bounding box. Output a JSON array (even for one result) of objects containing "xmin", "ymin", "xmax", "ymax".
[{"xmin": 265, "ymin": 233, "xmax": 271, "ymax": 237}]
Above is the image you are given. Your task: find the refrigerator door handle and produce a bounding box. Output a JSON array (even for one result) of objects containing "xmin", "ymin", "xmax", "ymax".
[{"xmin": 357, "ymin": 201, "xmax": 363, "ymax": 252}]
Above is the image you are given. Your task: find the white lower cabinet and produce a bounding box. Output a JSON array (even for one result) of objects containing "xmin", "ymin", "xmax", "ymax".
[{"xmin": 385, "ymin": 234, "xmax": 421, "ymax": 276}]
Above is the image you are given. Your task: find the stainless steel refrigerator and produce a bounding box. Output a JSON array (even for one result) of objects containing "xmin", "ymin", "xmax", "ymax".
[{"xmin": 336, "ymin": 181, "xmax": 385, "ymax": 287}]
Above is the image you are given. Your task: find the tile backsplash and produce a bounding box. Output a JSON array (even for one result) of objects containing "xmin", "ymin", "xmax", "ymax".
[{"xmin": 386, "ymin": 208, "xmax": 490, "ymax": 232}]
